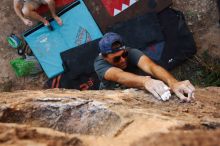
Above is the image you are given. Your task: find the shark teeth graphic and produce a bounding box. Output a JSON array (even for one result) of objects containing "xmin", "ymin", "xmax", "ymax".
[
  {"xmin": 130, "ymin": 0, "xmax": 137, "ymax": 5},
  {"xmin": 114, "ymin": 9, "xmax": 121, "ymax": 16},
  {"xmin": 113, "ymin": 0, "xmax": 138, "ymax": 16},
  {"xmin": 122, "ymin": 3, "xmax": 129, "ymax": 10}
]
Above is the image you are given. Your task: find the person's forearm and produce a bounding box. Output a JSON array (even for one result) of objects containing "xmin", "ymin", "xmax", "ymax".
[
  {"xmin": 14, "ymin": 2, "xmax": 25, "ymax": 21},
  {"xmin": 105, "ymin": 68, "xmax": 148, "ymax": 89},
  {"xmin": 150, "ymin": 65, "xmax": 178, "ymax": 87},
  {"xmin": 138, "ymin": 55, "xmax": 178, "ymax": 88},
  {"xmin": 116, "ymin": 71, "xmax": 148, "ymax": 88}
]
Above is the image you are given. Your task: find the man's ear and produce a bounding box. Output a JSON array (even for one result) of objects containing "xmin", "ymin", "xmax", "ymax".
[
  {"xmin": 102, "ymin": 54, "xmax": 108, "ymax": 59},
  {"xmin": 102, "ymin": 54, "xmax": 111, "ymax": 62},
  {"xmin": 103, "ymin": 56, "xmax": 108, "ymax": 61}
]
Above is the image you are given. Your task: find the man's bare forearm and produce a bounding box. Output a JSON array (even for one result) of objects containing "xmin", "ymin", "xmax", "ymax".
[
  {"xmin": 138, "ymin": 55, "xmax": 178, "ymax": 88},
  {"xmin": 116, "ymin": 71, "xmax": 148, "ymax": 88},
  {"xmin": 105, "ymin": 67, "xmax": 148, "ymax": 89},
  {"xmin": 150, "ymin": 65, "xmax": 178, "ymax": 87}
]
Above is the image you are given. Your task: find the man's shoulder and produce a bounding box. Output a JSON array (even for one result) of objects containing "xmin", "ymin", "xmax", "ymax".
[
  {"xmin": 94, "ymin": 54, "xmax": 105, "ymax": 64},
  {"xmin": 94, "ymin": 54, "xmax": 113, "ymax": 85},
  {"xmin": 94, "ymin": 54, "xmax": 111, "ymax": 70}
]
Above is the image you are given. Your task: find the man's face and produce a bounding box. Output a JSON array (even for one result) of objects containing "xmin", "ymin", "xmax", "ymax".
[{"xmin": 104, "ymin": 49, "xmax": 128, "ymax": 69}]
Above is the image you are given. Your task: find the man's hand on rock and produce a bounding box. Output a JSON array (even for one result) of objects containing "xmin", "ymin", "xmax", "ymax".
[{"xmin": 171, "ymin": 80, "xmax": 195, "ymax": 102}]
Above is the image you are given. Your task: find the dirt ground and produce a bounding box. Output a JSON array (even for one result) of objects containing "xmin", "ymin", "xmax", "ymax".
[
  {"xmin": 0, "ymin": 0, "xmax": 220, "ymax": 91},
  {"xmin": 0, "ymin": 0, "xmax": 48, "ymax": 92}
]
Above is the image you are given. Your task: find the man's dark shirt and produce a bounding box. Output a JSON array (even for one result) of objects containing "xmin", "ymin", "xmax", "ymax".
[{"xmin": 94, "ymin": 48, "xmax": 146, "ymax": 89}]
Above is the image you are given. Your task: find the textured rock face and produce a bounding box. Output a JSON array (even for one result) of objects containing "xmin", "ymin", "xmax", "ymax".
[
  {"xmin": 0, "ymin": 96, "xmax": 121, "ymax": 135},
  {"xmin": 0, "ymin": 124, "xmax": 85, "ymax": 146},
  {"xmin": 0, "ymin": 88, "xmax": 220, "ymax": 146}
]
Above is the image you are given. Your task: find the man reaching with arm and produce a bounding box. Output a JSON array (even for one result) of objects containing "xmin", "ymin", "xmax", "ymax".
[
  {"xmin": 94, "ymin": 32, "xmax": 195, "ymax": 102},
  {"xmin": 13, "ymin": 0, "xmax": 62, "ymax": 27}
]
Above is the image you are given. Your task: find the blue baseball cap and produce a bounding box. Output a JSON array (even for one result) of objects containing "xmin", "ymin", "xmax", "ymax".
[{"xmin": 99, "ymin": 32, "xmax": 124, "ymax": 54}]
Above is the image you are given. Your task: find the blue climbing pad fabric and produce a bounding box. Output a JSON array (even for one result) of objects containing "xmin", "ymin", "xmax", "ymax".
[
  {"xmin": 143, "ymin": 41, "xmax": 165, "ymax": 61},
  {"xmin": 23, "ymin": 0, "xmax": 102, "ymax": 78}
]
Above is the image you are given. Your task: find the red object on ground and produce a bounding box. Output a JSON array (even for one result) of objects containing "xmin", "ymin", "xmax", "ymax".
[
  {"xmin": 101, "ymin": 0, "xmax": 137, "ymax": 16},
  {"xmin": 84, "ymin": 0, "xmax": 172, "ymax": 32},
  {"xmin": 36, "ymin": 0, "xmax": 75, "ymax": 14}
]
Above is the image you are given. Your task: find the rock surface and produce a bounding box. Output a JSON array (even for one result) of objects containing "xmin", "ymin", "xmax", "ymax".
[
  {"xmin": 0, "ymin": 0, "xmax": 220, "ymax": 91},
  {"xmin": 0, "ymin": 88, "xmax": 220, "ymax": 146}
]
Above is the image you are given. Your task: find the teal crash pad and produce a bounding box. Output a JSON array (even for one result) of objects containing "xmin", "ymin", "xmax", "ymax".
[{"xmin": 23, "ymin": 0, "xmax": 102, "ymax": 78}]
